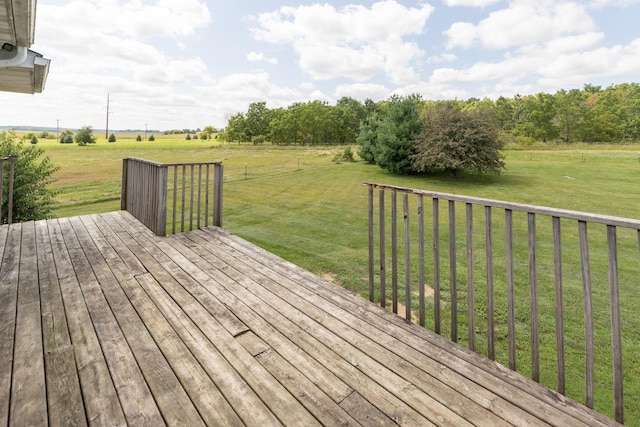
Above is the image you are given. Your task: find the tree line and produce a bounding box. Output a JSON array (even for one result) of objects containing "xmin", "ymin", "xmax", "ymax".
[{"xmin": 221, "ymin": 83, "xmax": 640, "ymax": 146}]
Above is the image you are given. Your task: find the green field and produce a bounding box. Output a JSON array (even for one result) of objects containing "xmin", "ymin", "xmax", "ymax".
[{"xmin": 38, "ymin": 136, "xmax": 640, "ymax": 423}]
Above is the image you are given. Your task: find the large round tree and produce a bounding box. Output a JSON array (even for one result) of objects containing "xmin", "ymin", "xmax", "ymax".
[{"xmin": 412, "ymin": 103, "xmax": 505, "ymax": 176}]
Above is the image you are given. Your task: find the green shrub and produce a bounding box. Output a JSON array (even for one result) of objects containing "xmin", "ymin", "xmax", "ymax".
[{"xmin": 0, "ymin": 131, "xmax": 59, "ymax": 222}]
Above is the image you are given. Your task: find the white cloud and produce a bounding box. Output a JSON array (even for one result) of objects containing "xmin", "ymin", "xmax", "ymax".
[
  {"xmin": 40, "ymin": 0, "xmax": 210, "ymax": 41},
  {"xmin": 334, "ymin": 83, "xmax": 390, "ymax": 101},
  {"xmin": 203, "ymin": 72, "xmax": 302, "ymax": 105},
  {"xmin": 247, "ymin": 51, "xmax": 278, "ymax": 65},
  {"xmin": 443, "ymin": 0, "xmax": 501, "ymax": 6},
  {"xmin": 252, "ymin": 0, "xmax": 433, "ymax": 84},
  {"xmin": 309, "ymin": 90, "xmax": 331, "ymax": 102},
  {"xmin": 428, "ymin": 53, "xmax": 458, "ymax": 63},
  {"xmin": 392, "ymin": 81, "xmax": 470, "ymax": 100},
  {"xmin": 445, "ymin": 0, "xmax": 596, "ymax": 50},
  {"xmin": 589, "ymin": 0, "xmax": 640, "ymax": 6},
  {"xmin": 430, "ymin": 33, "xmax": 640, "ymax": 95}
]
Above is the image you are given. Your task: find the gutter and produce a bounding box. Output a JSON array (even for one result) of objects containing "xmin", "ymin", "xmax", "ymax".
[{"xmin": 0, "ymin": 45, "xmax": 28, "ymax": 67}]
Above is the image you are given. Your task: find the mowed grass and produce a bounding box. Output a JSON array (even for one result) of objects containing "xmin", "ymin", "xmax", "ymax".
[{"xmin": 40, "ymin": 136, "xmax": 640, "ymax": 423}]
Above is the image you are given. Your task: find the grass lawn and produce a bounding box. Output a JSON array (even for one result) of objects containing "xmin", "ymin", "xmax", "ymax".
[{"xmin": 40, "ymin": 136, "xmax": 640, "ymax": 423}]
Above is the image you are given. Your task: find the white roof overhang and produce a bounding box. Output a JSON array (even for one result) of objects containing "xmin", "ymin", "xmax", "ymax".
[{"xmin": 0, "ymin": 0, "xmax": 50, "ymax": 94}]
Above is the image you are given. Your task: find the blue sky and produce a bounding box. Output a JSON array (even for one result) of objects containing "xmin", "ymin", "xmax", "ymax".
[{"xmin": 3, "ymin": 0, "xmax": 640, "ymax": 131}]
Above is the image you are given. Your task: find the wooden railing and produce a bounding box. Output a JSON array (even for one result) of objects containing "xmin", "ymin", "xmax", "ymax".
[
  {"xmin": 121, "ymin": 158, "xmax": 223, "ymax": 236},
  {"xmin": 0, "ymin": 155, "xmax": 17, "ymax": 225},
  {"xmin": 364, "ymin": 182, "xmax": 638, "ymax": 424}
]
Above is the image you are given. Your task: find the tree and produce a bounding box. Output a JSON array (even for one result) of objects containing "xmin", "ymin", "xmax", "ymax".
[
  {"xmin": 412, "ymin": 103, "xmax": 505, "ymax": 176},
  {"xmin": 524, "ymin": 93, "xmax": 558, "ymax": 142},
  {"xmin": 356, "ymin": 112, "xmax": 382, "ymax": 164},
  {"xmin": 30, "ymin": 135, "xmax": 38, "ymax": 145},
  {"xmin": 202, "ymin": 125, "xmax": 217, "ymax": 140},
  {"xmin": 75, "ymin": 126, "xmax": 96, "ymax": 146},
  {"xmin": 0, "ymin": 131, "xmax": 59, "ymax": 222},
  {"xmin": 108, "ymin": 133, "xmax": 117, "ymax": 142},
  {"xmin": 368, "ymin": 94, "xmax": 424, "ymax": 175},
  {"xmin": 186, "ymin": 134, "xmax": 192, "ymax": 140},
  {"xmin": 225, "ymin": 112, "xmax": 249, "ymax": 142},
  {"xmin": 554, "ymin": 89, "xmax": 586, "ymax": 143},
  {"xmin": 136, "ymin": 135, "xmax": 142, "ymax": 142},
  {"xmin": 148, "ymin": 135, "xmax": 155, "ymax": 141},
  {"xmin": 245, "ymin": 102, "xmax": 270, "ymax": 141}
]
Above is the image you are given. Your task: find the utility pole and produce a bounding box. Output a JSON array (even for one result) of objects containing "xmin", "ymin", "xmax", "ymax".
[{"xmin": 105, "ymin": 93, "xmax": 110, "ymax": 139}]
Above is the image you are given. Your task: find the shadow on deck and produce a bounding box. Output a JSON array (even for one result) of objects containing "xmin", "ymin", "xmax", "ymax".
[{"xmin": 0, "ymin": 211, "xmax": 621, "ymax": 426}]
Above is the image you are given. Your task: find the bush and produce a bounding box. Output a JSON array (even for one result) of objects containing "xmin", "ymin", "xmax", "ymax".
[
  {"xmin": 30, "ymin": 135, "xmax": 38, "ymax": 145},
  {"xmin": 186, "ymin": 134, "xmax": 192, "ymax": 140},
  {"xmin": 136, "ymin": 135, "xmax": 142, "ymax": 142},
  {"xmin": 332, "ymin": 146, "xmax": 356, "ymax": 164},
  {"xmin": 75, "ymin": 126, "xmax": 96, "ymax": 146},
  {"xmin": 148, "ymin": 135, "xmax": 155, "ymax": 141},
  {"xmin": 0, "ymin": 131, "xmax": 59, "ymax": 222},
  {"xmin": 60, "ymin": 130, "xmax": 74, "ymax": 143},
  {"xmin": 252, "ymin": 135, "xmax": 266, "ymax": 145},
  {"xmin": 108, "ymin": 133, "xmax": 116, "ymax": 143}
]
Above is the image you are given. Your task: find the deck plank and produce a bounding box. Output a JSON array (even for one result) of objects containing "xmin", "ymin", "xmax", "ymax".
[
  {"xmin": 166, "ymin": 230, "xmax": 438, "ymax": 426},
  {"xmin": 182, "ymin": 229, "xmax": 504, "ymax": 426},
  {"xmin": 0, "ymin": 224, "xmax": 21, "ymax": 424},
  {"xmin": 72, "ymin": 215, "xmax": 206, "ymax": 426},
  {"xmin": 88, "ymin": 215, "xmax": 237, "ymax": 426},
  {"xmin": 207, "ymin": 226, "xmax": 617, "ymax": 427},
  {"xmin": 58, "ymin": 216, "xmax": 164, "ymax": 426},
  {"xmin": 10, "ymin": 222, "xmax": 48, "ymax": 426},
  {"xmin": 0, "ymin": 212, "xmax": 623, "ymax": 426},
  {"xmin": 112, "ymin": 222, "xmax": 317, "ymax": 425},
  {"xmin": 47, "ymin": 219, "xmax": 127, "ymax": 426},
  {"xmin": 35, "ymin": 219, "xmax": 87, "ymax": 426},
  {"xmin": 105, "ymin": 214, "xmax": 295, "ymax": 426}
]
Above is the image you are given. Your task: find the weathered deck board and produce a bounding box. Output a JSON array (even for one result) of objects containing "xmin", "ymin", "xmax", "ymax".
[{"xmin": 0, "ymin": 211, "xmax": 623, "ymax": 426}]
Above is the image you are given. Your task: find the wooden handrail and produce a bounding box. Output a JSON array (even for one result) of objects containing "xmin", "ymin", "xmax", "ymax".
[
  {"xmin": 121, "ymin": 158, "xmax": 223, "ymax": 236},
  {"xmin": 364, "ymin": 182, "xmax": 632, "ymax": 424}
]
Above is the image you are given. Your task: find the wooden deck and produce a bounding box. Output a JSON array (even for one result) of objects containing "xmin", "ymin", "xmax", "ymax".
[{"xmin": 0, "ymin": 211, "xmax": 621, "ymax": 426}]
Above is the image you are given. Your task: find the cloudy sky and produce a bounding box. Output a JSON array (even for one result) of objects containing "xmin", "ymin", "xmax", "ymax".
[{"xmin": 3, "ymin": 0, "xmax": 640, "ymax": 131}]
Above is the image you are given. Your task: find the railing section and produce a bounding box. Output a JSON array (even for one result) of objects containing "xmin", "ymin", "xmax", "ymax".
[
  {"xmin": 364, "ymin": 182, "xmax": 639, "ymax": 424},
  {"xmin": 121, "ymin": 158, "xmax": 223, "ymax": 236},
  {"xmin": 0, "ymin": 155, "xmax": 17, "ymax": 225}
]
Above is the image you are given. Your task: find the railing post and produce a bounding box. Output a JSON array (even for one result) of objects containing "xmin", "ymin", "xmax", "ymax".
[
  {"xmin": 213, "ymin": 163, "xmax": 223, "ymax": 227},
  {"xmin": 7, "ymin": 155, "xmax": 17, "ymax": 225},
  {"xmin": 121, "ymin": 158, "xmax": 128, "ymax": 210},
  {"xmin": 0, "ymin": 158, "xmax": 4, "ymax": 223},
  {"xmin": 607, "ymin": 225, "xmax": 624, "ymax": 424},
  {"xmin": 368, "ymin": 185, "xmax": 374, "ymax": 302},
  {"xmin": 156, "ymin": 165, "xmax": 168, "ymax": 236}
]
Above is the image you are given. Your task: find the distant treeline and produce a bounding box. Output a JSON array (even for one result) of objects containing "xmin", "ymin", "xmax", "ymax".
[{"xmin": 220, "ymin": 83, "xmax": 640, "ymax": 145}]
